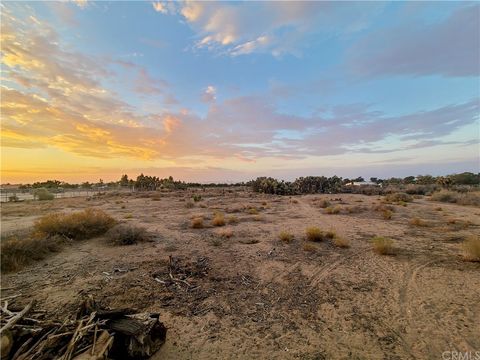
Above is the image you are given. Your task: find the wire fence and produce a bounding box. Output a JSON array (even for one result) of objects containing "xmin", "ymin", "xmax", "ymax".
[{"xmin": 0, "ymin": 189, "xmax": 108, "ymax": 203}]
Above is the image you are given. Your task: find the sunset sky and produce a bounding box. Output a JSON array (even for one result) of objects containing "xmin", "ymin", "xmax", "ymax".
[{"xmin": 1, "ymin": 1, "xmax": 479, "ymax": 184}]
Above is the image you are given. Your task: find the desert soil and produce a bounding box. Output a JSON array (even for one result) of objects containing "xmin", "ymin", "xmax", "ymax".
[{"xmin": 1, "ymin": 188, "xmax": 479, "ymax": 359}]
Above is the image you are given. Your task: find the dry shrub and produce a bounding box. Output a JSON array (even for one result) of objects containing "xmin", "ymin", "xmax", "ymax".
[
  {"xmin": 105, "ymin": 224, "xmax": 151, "ymax": 245},
  {"xmin": 279, "ymin": 231, "xmax": 294, "ymax": 243},
  {"xmin": 212, "ymin": 213, "xmax": 226, "ymax": 226},
  {"xmin": 435, "ymin": 207, "xmax": 443, "ymax": 211},
  {"xmin": 34, "ymin": 209, "xmax": 115, "ymax": 240},
  {"xmin": 410, "ymin": 217, "xmax": 429, "ymax": 227},
  {"xmin": 371, "ymin": 236, "xmax": 395, "ymax": 255},
  {"xmin": 333, "ymin": 236, "xmax": 350, "ymax": 248},
  {"xmin": 317, "ymin": 199, "xmax": 331, "ymax": 208},
  {"xmin": 216, "ymin": 228, "xmax": 233, "ymax": 238},
  {"xmin": 191, "ymin": 217, "xmax": 204, "ymax": 229},
  {"xmin": 252, "ymin": 215, "xmax": 265, "ymax": 222},
  {"xmin": 325, "ymin": 206, "xmax": 341, "ymax": 215},
  {"xmin": 291, "ymin": 199, "xmax": 299, "ymax": 204},
  {"xmin": 151, "ymin": 195, "xmax": 161, "ymax": 201},
  {"xmin": 1, "ymin": 235, "xmax": 65, "ymax": 272},
  {"xmin": 303, "ymin": 242, "xmax": 316, "ymax": 252},
  {"xmin": 325, "ymin": 230, "xmax": 336, "ymax": 240},
  {"xmin": 382, "ymin": 210, "xmax": 393, "ymax": 220},
  {"xmin": 185, "ymin": 201, "xmax": 195, "ymax": 208},
  {"xmin": 306, "ymin": 227, "xmax": 325, "ymax": 242},
  {"xmin": 462, "ymin": 236, "xmax": 480, "ymax": 262},
  {"xmin": 385, "ymin": 192, "xmax": 413, "ymax": 203},
  {"xmin": 431, "ymin": 190, "xmax": 480, "ymax": 206},
  {"xmin": 346, "ymin": 205, "xmax": 366, "ymax": 214},
  {"xmin": 247, "ymin": 207, "xmax": 259, "ymax": 215},
  {"xmin": 226, "ymin": 215, "xmax": 238, "ymax": 224}
]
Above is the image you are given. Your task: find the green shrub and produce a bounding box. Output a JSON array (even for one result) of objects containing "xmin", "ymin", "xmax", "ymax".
[
  {"xmin": 193, "ymin": 194, "xmax": 202, "ymax": 202},
  {"xmin": 371, "ymin": 236, "xmax": 395, "ymax": 255},
  {"xmin": 34, "ymin": 188, "xmax": 54, "ymax": 201}
]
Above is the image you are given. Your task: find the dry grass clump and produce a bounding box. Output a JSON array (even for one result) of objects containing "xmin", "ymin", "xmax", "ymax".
[
  {"xmin": 431, "ymin": 190, "xmax": 480, "ymax": 206},
  {"xmin": 191, "ymin": 216, "xmax": 204, "ymax": 229},
  {"xmin": 371, "ymin": 236, "xmax": 395, "ymax": 255},
  {"xmin": 385, "ymin": 192, "xmax": 413, "ymax": 203},
  {"xmin": 462, "ymin": 236, "xmax": 480, "ymax": 262},
  {"xmin": 185, "ymin": 201, "xmax": 195, "ymax": 208},
  {"xmin": 346, "ymin": 205, "xmax": 366, "ymax": 214},
  {"xmin": 151, "ymin": 195, "xmax": 161, "ymax": 201},
  {"xmin": 333, "ymin": 236, "xmax": 350, "ymax": 248},
  {"xmin": 303, "ymin": 242, "xmax": 316, "ymax": 252},
  {"xmin": 216, "ymin": 228, "xmax": 233, "ymax": 238},
  {"xmin": 1, "ymin": 234, "xmax": 65, "ymax": 272},
  {"xmin": 409, "ymin": 217, "xmax": 429, "ymax": 227},
  {"xmin": 325, "ymin": 206, "xmax": 341, "ymax": 215},
  {"xmin": 279, "ymin": 231, "xmax": 294, "ymax": 243},
  {"xmin": 105, "ymin": 224, "xmax": 151, "ymax": 245},
  {"xmin": 382, "ymin": 210, "xmax": 393, "ymax": 220},
  {"xmin": 212, "ymin": 213, "xmax": 226, "ymax": 226},
  {"xmin": 226, "ymin": 215, "xmax": 238, "ymax": 224},
  {"xmin": 305, "ymin": 227, "xmax": 330, "ymax": 242},
  {"xmin": 317, "ymin": 199, "xmax": 331, "ymax": 208},
  {"xmin": 247, "ymin": 207, "xmax": 259, "ymax": 215},
  {"xmin": 34, "ymin": 209, "xmax": 115, "ymax": 240}
]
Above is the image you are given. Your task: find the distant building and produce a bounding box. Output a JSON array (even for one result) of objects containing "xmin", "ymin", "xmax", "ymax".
[{"xmin": 345, "ymin": 181, "xmax": 380, "ymax": 187}]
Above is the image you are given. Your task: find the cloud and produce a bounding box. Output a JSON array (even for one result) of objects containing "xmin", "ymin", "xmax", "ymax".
[
  {"xmin": 347, "ymin": 4, "xmax": 480, "ymax": 77},
  {"xmin": 152, "ymin": 1, "xmax": 167, "ymax": 14},
  {"xmin": 172, "ymin": 1, "xmax": 385, "ymax": 57},
  {"xmin": 201, "ymin": 85, "xmax": 216, "ymax": 102}
]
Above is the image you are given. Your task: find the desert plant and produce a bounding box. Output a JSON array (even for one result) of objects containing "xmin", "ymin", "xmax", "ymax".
[
  {"xmin": 333, "ymin": 236, "xmax": 350, "ymax": 248},
  {"xmin": 1, "ymin": 234, "xmax": 65, "ymax": 272},
  {"xmin": 279, "ymin": 231, "xmax": 294, "ymax": 243},
  {"xmin": 306, "ymin": 227, "xmax": 324, "ymax": 242},
  {"xmin": 185, "ymin": 201, "xmax": 195, "ymax": 208},
  {"xmin": 385, "ymin": 192, "xmax": 412, "ymax": 203},
  {"xmin": 212, "ymin": 213, "xmax": 226, "ymax": 226},
  {"xmin": 325, "ymin": 206, "xmax": 341, "ymax": 214},
  {"xmin": 303, "ymin": 242, "xmax": 316, "ymax": 252},
  {"xmin": 191, "ymin": 217, "xmax": 204, "ymax": 229},
  {"xmin": 216, "ymin": 228, "xmax": 233, "ymax": 238},
  {"xmin": 382, "ymin": 210, "xmax": 393, "ymax": 220},
  {"xmin": 226, "ymin": 215, "xmax": 238, "ymax": 224},
  {"xmin": 410, "ymin": 217, "xmax": 428, "ymax": 227},
  {"xmin": 317, "ymin": 199, "xmax": 331, "ymax": 208},
  {"xmin": 193, "ymin": 194, "xmax": 202, "ymax": 202},
  {"xmin": 34, "ymin": 188, "xmax": 55, "ymax": 201},
  {"xmin": 247, "ymin": 207, "xmax": 258, "ymax": 215},
  {"xmin": 462, "ymin": 236, "xmax": 480, "ymax": 262},
  {"xmin": 371, "ymin": 236, "xmax": 395, "ymax": 255},
  {"xmin": 34, "ymin": 209, "xmax": 115, "ymax": 240},
  {"xmin": 105, "ymin": 224, "xmax": 151, "ymax": 245},
  {"xmin": 431, "ymin": 190, "xmax": 480, "ymax": 206}
]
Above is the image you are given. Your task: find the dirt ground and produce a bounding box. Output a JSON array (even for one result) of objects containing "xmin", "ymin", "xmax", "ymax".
[{"xmin": 1, "ymin": 188, "xmax": 479, "ymax": 359}]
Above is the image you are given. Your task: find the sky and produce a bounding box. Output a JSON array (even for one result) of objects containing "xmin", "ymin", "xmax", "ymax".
[{"xmin": 1, "ymin": 1, "xmax": 479, "ymax": 184}]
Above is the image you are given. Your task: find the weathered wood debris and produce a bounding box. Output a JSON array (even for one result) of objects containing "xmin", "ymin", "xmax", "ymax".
[{"xmin": 0, "ymin": 295, "xmax": 166, "ymax": 359}]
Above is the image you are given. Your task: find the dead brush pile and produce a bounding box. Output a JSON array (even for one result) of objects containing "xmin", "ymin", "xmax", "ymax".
[
  {"xmin": 105, "ymin": 224, "xmax": 151, "ymax": 245},
  {"xmin": 0, "ymin": 296, "xmax": 166, "ymax": 360}
]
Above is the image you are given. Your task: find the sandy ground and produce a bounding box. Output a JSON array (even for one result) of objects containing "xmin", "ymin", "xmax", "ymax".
[{"xmin": 1, "ymin": 188, "xmax": 479, "ymax": 359}]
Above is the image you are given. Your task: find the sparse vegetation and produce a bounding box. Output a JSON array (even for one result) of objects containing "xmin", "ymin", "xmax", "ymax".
[
  {"xmin": 385, "ymin": 192, "xmax": 413, "ymax": 203},
  {"xmin": 410, "ymin": 217, "xmax": 428, "ymax": 227},
  {"xmin": 371, "ymin": 236, "xmax": 395, "ymax": 255},
  {"xmin": 106, "ymin": 224, "xmax": 151, "ymax": 245},
  {"xmin": 193, "ymin": 194, "xmax": 202, "ymax": 202},
  {"xmin": 462, "ymin": 236, "xmax": 480, "ymax": 262},
  {"xmin": 191, "ymin": 217, "xmax": 204, "ymax": 229},
  {"xmin": 34, "ymin": 188, "xmax": 55, "ymax": 201},
  {"xmin": 34, "ymin": 209, "xmax": 115, "ymax": 240},
  {"xmin": 305, "ymin": 227, "xmax": 325, "ymax": 242},
  {"xmin": 212, "ymin": 212, "xmax": 226, "ymax": 226},
  {"xmin": 226, "ymin": 215, "xmax": 238, "ymax": 224},
  {"xmin": 431, "ymin": 190, "xmax": 480, "ymax": 206},
  {"xmin": 1, "ymin": 234, "xmax": 65, "ymax": 272},
  {"xmin": 325, "ymin": 206, "xmax": 341, "ymax": 214},
  {"xmin": 382, "ymin": 210, "xmax": 393, "ymax": 220},
  {"xmin": 333, "ymin": 236, "xmax": 350, "ymax": 248},
  {"xmin": 317, "ymin": 199, "xmax": 331, "ymax": 208},
  {"xmin": 247, "ymin": 207, "xmax": 259, "ymax": 215},
  {"xmin": 279, "ymin": 231, "xmax": 294, "ymax": 243},
  {"xmin": 185, "ymin": 201, "xmax": 195, "ymax": 208},
  {"xmin": 303, "ymin": 242, "xmax": 316, "ymax": 252},
  {"xmin": 216, "ymin": 228, "xmax": 233, "ymax": 238}
]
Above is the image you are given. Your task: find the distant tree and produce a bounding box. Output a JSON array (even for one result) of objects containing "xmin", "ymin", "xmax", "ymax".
[
  {"xmin": 353, "ymin": 177, "xmax": 364, "ymax": 183},
  {"xmin": 416, "ymin": 175, "xmax": 435, "ymax": 185},
  {"xmin": 450, "ymin": 172, "xmax": 479, "ymax": 185},
  {"xmin": 403, "ymin": 176, "xmax": 416, "ymax": 184},
  {"xmin": 120, "ymin": 174, "xmax": 129, "ymax": 187}
]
